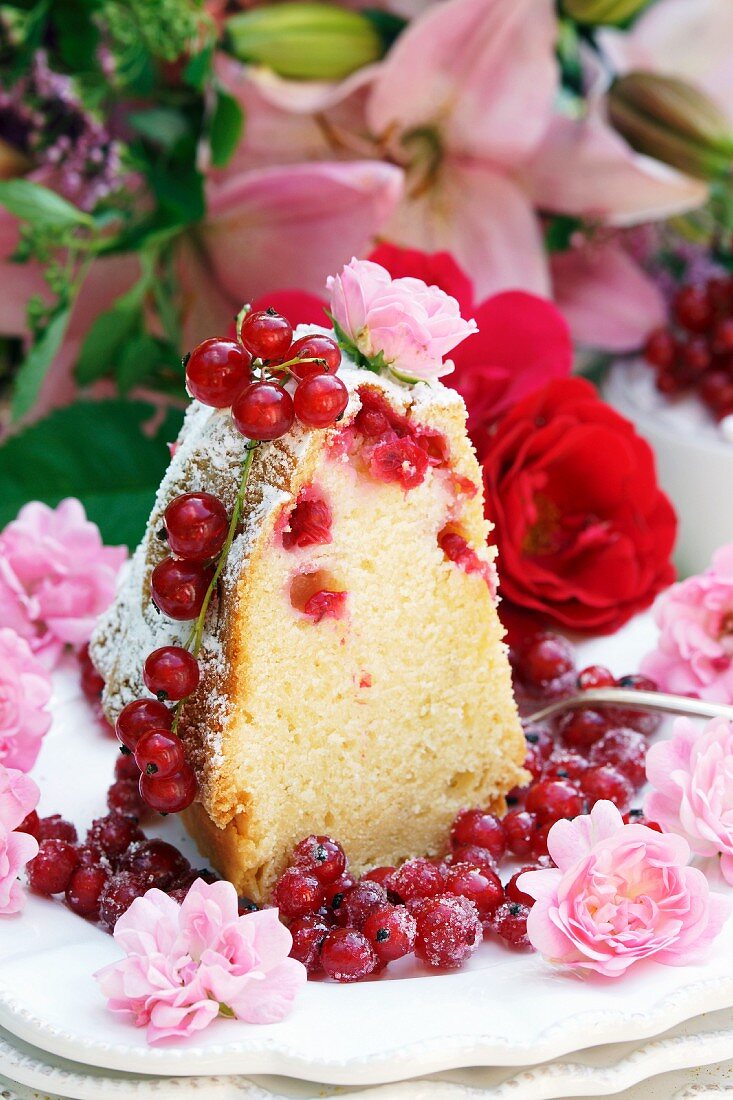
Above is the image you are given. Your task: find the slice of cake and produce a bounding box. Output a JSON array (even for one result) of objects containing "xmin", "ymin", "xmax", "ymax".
[{"xmin": 92, "ymin": 281, "xmax": 525, "ymax": 902}]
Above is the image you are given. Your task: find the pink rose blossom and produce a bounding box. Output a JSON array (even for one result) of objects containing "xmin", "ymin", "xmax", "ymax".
[
  {"xmin": 519, "ymin": 800, "xmax": 730, "ymax": 978},
  {"xmin": 327, "ymin": 257, "xmax": 477, "ymax": 380},
  {"xmin": 0, "ymin": 763, "xmax": 40, "ymax": 916},
  {"xmin": 641, "ymin": 544, "xmax": 733, "ymax": 703},
  {"xmin": 95, "ymin": 880, "xmax": 305, "ymax": 1044},
  {"xmin": 0, "ymin": 628, "xmax": 52, "ymax": 772},
  {"xmin": 0, "ymin": 499, "xmax": 127, "ymax": 668},
  {"xmin": 646, "ymin": 717, "xmax": 733, "ymax": 886}
]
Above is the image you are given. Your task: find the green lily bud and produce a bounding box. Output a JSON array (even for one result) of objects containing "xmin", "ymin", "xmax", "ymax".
[
  {"xmin": 608, "ymin": 72, "xmax": 733, "ymax": 181},
  {"xmin": 225, "ymin": 3, "xmax": 383, "ymax": 82},
  {"xmin": 561, "ymin": 0, "xmax": 651, "ymax": 25}
]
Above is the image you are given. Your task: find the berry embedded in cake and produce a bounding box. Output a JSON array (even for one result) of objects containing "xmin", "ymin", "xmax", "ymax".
[{"xmin": 91, "ymin": 303, "xmax": 525, "ymax": 902}]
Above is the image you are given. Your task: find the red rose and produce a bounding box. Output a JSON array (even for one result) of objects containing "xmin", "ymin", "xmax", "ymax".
[{"xmin": 483, "ymin": 378, "xmax": 677, "ymax": 633}]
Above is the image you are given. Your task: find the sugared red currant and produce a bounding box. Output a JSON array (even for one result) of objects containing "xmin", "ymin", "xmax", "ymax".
[
  {"xmin": 186, "ymin": 338, "xmax": 251, "ymax": 408},
  {"xmin": 86, "ymin": 813, "xmax": 144, "ymax": 862},
  {"xmin": 107, "ymin": 778, "xmax": 146, "ymax": 818},
  {"xmin": 139, "ymin": 764, "xmax": 197, "ymax": 814},
  {"xmin": 523, "ymin": 723, "xmax": 554, "ymax": 760},
  {"xmin": 291, "ymin": 835, "xmax": 347, "ymax": 885},
  {"xmin": 134, "ymin": 729, "xmax": 186, "ymax": 779},
  {"xmin": 558, "ymin": 707, "xmax": 609, "ymax": 750},
  {"xmin": 542, "ymin": 752, "xmax": 588, "ymax": 783},
  {"xmin": 504, "ymin": 869, "xmax": 535, "ymax": 908},
  {"xmin": 294, "ymin": 373, "xmax": 349, "ymax": 429},
  {"xmin": 674, "ymin": 285, "xmax": 714, "ymax": 333},
  {"xmin": 363, "ymin": 905, "xmax": 416, "ymax": 963},
  {"xmin": 289, "ymin": 334, "xmax": 341, "ymax": 379},
  {"xmin": 143, "ymin": 646, "xmax": 200, "ymax": 701},
  {"xmin": 333, "ymin": 880, "xmax": 388, "ymax": 929},
  {"xmin": 644, "ymin": 327, "xmax": 676, "ymax": 369},
  {"xmin": 589, "ymin": 728, "xmax": 647, "ymax": 788},
  {"xmin": 444, "ymin": 862, "xmax": 504, "ymax": 920},
  {"xmin": 99, "ymin": 871, "xmax": 149, "ymax": 932},
  {"xmin": 502, "ymin": 810, "xmax": 537, "ymax": 859},
  {"xmin": 66, "ymin": 864, "xmax": 109, "ymax": 920},
  {"xmin": 273, "ymin": 866, "xmax": 325, "ymax": 919},
  {"xmin": 16, "ymin": 810, "xmax": 40, "ymax": 839},
  {"xmin": 491, "ymin": 901, "xmax": 531, "ymax": 949},
  {"xmin": 516, "ymin": 632, "xmax": 575, "ymax": 692},
  {"xmin": 446, "ymin": 845, "xmax": 498, "ymax": 874},
  {"xmin": 117, "ymin": 839, "xmax": 190, "ymax": 888},
  {"xmin": 232, "ymin": 380, "xmax": 295, "ymax": 441},
  {"xmin": 323, "ymin": 873, "xmax": 356, "ymax": 915},
  {"xmin": 164, "ymin": 492, "xmax": 228, "ymax": 562},
  {"xmin": 577, "ymin": 665, "xmax": 615, "ymax": 691},
  {"xmin": 450, "ymin": 809, "xmax": 506, "ymax": 861},
  {"xmin": 525, "ymin": 779, "xmax": 583, "ymax": 824},
  {"xmin": 239, "ymin": 309, "xmax": 293, "ymax": 361},
  {"xmin": 28, "ymin": 839, "xmax": 79, "ymax": 895},
  {"xmin": 289, "ymin": 914, "xmax": 330, "ymax": 975},
  {"xmin": 580, "ymin": 765, "xmax": 632, "ymax": 811},
  {"xmin": 320, "ymin": 927, "xmax": 378, "ymax": 982},
  {"xmin": 115, "ymin": 698, "xmax": 172, "ymax": 752},
  {"xmin": 115, "ymin": 753, "xmax": 141, "ymax": 782},
  {"xmin": 391, "ymin": 858, "xmax": 444, "ymax": 902},
  {"xmin": 38, "ymin": 815, "xmax": 77, "ymax": 843},
  {"xmin": 412, "ymin": 894, "xmax": 482, "ymax": 969},
  {"xmin": 150, "ymin": 557, "xmax": 214, "ymax": 621}
]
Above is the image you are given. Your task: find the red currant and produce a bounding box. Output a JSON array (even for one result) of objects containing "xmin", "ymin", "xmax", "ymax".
[
  {"xmin": 115, "ymin": 698, "xmax": 172, "ymax": 752},
  {"xmin": 134, "ymin": 729, "xmax": 186, "ymax": 779},
  {"xmin": 117, "ymin": 839, "xmax": 190, "ymax": 888},
  {"xmin": 86, "ymin": 813, "xmax": 144, "ymax": 862},
  {"xmin": 391, "ymin": 858, "xmax": 444, "ymax": 902},
  {"xmin": 580, "ymin": 765, "xmax": 632, "ymax": 811},
  {"xmin": 542, "ymin": 752, "xmax": 588, "ymax": 783},
  {"xmin": 107, "ymin": 778, "xmax": 146, "ymax": 818},
  {"xmin": 529, "ymin": 822, "xmax": 553, "ymax": 860},
  {"xmin": 164, "ymin": 492, "xmax": 228, "ymax": 562},
  {"xmin": 99, "ymin": 871, "xmax": 150, "ymax": 932},
  {"xmin": 273, "ymin": 866, "xmax": 325, "ymax": 919},
  {"xmin": 151, "ymin": 557, "xmax": 214, "ymax": 621},
  {"xmin": 139, "ymin": 765, "xmax": 197, "ymax": 814},
  {"xmin": 323, "ymin": 873, "xmax": 356, "ymax": 915},
  {"xmin": 490, "ymin": 901, "xmax": 531, "ymax": 949},
  {"xmin": 186, "ymin": 338, "xmax": 251, "ymax": 408},
  {"xmin": 450, "ymin": 809, "xmax": 506, "ymax": 861},
  {"xmin": 288, "ymin": 914, "xmax": 330, "ymax": 975},
  {"xmin": 502, "ymin": 810, "xmax": 538, "ymax": 859},
  {"xmin": 523, "ymin": 723, "xmax": 554, "ymax": 760},
  {"xmin": 712, "ymin": 316, "xmax": 733, "ymax": 355},
  {"xmin": 674, "ymin": 285, "xmax": 714, "ymax": 333},
  {"xmin": 78, "ymin": 644, "xmax": 105, "ymax": 702},
  {"xmin": 444, "ymin": 862, "xmax": 504, "ymax": 920},
  {"xmin": 232, "ymin": 381, "xmax": 295, "ymax": 441},
  {"xmin": 320, "ymin": 927, "xmax": 378, "ymax": 982},
  {"xmin": 16, "ymin": 810, "xmax": 40, "ymax": 839},
  {"xmin": 504, "ymin": 869, "xmax": 536, "ymax": 908},
  {"xmin": 446, "ymin": 844, "xmax": 498, "ymax": 874},
  {"xmin": 28, "ymin": 839, "xmax": 79, "ymax": 895},
  {"xmin": 589, "ymin": 728, "xmax": 647, "ymax": 788},
  {"xmin": 362, "ymin": 866, "xmax": 397, "ymax": 892},
  {"xmin": 577, "ymin": 665, "xmax": 615, "ymax": 691},
  {"xmin": 291, "ymin": 835, "xmax": 346, "ymax": 885},
  {"xmin": 558, "ymin": 707, "xmax": 609, "ymax": 750},
  {"xmin": 525, "ymin": 779, "xmax": 583, "ymax": 824},
  {"xmin": 643, "ymin": 327, "xmax": 676, "ymax": 369},
  {"xmin": 623, "ymin": 808, "xmax": 662, "ymax": 831},
  {"xmin": 289, "ymin": 334, "xmax": 341, "ymax": 379},
  {"xmin": 294, "ymin": 373, "xmax": 349, "ymax": 428},
  {"xmin": 412, "ymin": 894, "xmax": 482, "ymax": 968},
  {"xmin": 334, "ymin": 880, "xmax": 388, "ymax": 929},
  {"xmin": 281, "ymin": 494, "xmax": 332, "ymax": 550},
  {"xmin": 115, "ymin": 753, "xmax": 141, "ymax": 782},
  {"xmin": 65, "ymin": 864, "xmax": 110, "ymax": 920},
  {"xmin": 363, "ymin": 904, "xmax": 416, "ymax": 963},
  {"xmin": 516, "ymin": 632, "xmax": 575, "ymax": 692},
  {"xmin": 367, "ymin": 437, "xmax": 428, "ymax": 490},
  {"xmin": 143, "ymin": 646, "xmax": 199, "ymax": 701},
  {"xmin": 239, "ymin": 309, "xmax": 293, "ymax": 361},
  {"xmin": 38, "ymin": 815, "xmax": 78, "ymax": 843}
]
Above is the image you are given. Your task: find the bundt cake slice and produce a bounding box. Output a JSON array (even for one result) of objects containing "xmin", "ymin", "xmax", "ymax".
[{"xmin": 92, "ymin": 345, "xmax": 525, "ymax": 901}]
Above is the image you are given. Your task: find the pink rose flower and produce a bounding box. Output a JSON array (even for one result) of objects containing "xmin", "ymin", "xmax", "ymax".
[
  {"xmin": 0, "ymin": 499, "xmax": 127, "ymax": 668},
  {"xmin": 646, "ymin": 717, "xmax": 733, "ymax": 887},
  {"xmin": 641, "ymin": 544, "xmax": 733, "ymax": 703},
  {"xmin": 0, "ymin": 763, "xmax": 40, "ymax": 916},
  {"xmin": 519, "ymin": 800, "xmax": 730, "ymax": 977},
  {"xmin": 327, "ymin": 257, "xmax": 477, "ymax": 381},
  {"xmin": 0, "ymin": 628, "xmax": 52, "ymax": 772},
  {"xmin": 95, "ymin": 880, "xmax": 305, "ymax": 1044}
]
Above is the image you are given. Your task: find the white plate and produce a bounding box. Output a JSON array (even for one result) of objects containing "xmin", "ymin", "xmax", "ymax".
[{"xmin": 2, "ymin": 615, "xmax": 733, "ymax": 1086}]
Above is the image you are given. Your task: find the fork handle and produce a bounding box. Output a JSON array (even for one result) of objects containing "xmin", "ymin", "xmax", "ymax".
[{"xmin": 525, "ymin": 687, "xmax": 733, "ymax": 726}]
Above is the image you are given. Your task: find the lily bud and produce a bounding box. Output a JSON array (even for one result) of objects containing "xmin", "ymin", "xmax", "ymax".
[
  {"xmin": 561, "ymin": 0, "xmax": 651, "ymax": 25},
  {"xmin": 225, "ymin": 3, "xmax": 382, "ymax": 82},
  {"xmin": 608, "ymin": 72, "xmax": 733, "ymax": 181}
]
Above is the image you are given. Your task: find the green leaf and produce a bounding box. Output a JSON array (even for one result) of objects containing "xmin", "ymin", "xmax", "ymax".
[
  {"xmin": 184, "ymin": 42, "xmax": 214, "ymax": 90},
  {"xmin": 117, "ymin": 334, "xmax": 172, "ymax": 393},
  {"xmin": 75, "ymin": 296, "xmax": 144, "ymax": 385},
  {"xmin": 0, "ymin": 399, "xmax": 184, "ymax": 548},
  {"xmin": 544, "ymin": 214, "xmax": 583, "ymax": 253},
  {"xmin": 128, "ymin": 107, "xmax": 192, "ymax": 151},
  {"xmin": 10, "ymin": 309, "xmax": 71, "ymax": 421},
  {"xmin": 362, "ymin": 8, "xmax": 406, "ymax": 48},
  {"xmin": 210, "ymin": 90, "xmax": 244, "ymax": 169},
  {"xmin": 0, "ymin": 179, "xmax": 92, "ymax": 229},
  {"xmin": 148, "ymin": 158, "xmax": 205, "ymax": 224}
]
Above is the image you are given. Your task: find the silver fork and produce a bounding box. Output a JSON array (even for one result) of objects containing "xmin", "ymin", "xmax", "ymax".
[{"xmin": 526, "ymin": 687, "xmax": 733, "ymax": 726}]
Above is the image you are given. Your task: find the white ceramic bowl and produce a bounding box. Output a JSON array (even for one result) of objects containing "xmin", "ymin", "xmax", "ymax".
[{"xmin": 603, "ymin": 360, "xmax": 733, "ymax": 576}]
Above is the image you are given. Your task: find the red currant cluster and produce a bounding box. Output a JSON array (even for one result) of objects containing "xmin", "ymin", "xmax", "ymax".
[
  {"xmin": 185, "ymin": 308, "xmax": 348, "ymax": 438},
  {"xmin": 644, "ymin": 278, "xmax": 733, "ymax": 420},
  {"xmin": 272, "ymin": 631, "xmax": 661, "ymax": 983},
  {"xmin": 18, "ymin": 802, "xmax": 220, "ymax": 931}
]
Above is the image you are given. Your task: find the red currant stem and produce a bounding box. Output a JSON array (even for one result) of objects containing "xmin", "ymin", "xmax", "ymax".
[
  {"xmin": 189, "ymin": 441, "xmax": 259, "ymax": 660},
  {"xmin": 235, "ymin": 303, "xmax": 251, "ymax": 344},
  {"xmin": 276, "ymin": 355, "xmax": 328, "ymax": 373}
]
